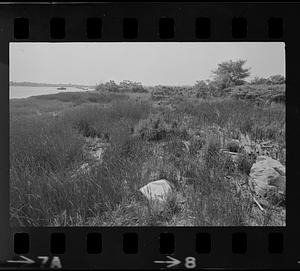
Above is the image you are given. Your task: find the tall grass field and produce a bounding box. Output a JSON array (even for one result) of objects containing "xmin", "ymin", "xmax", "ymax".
[{"xmin": 10, "ymin": 87, "xmax": 286, "ymax": 226}]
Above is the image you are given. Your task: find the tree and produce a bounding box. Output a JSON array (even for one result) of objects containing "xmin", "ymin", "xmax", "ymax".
[{"xmin": 212, "ymin": 59, "xmax": 250, "ymax": 89}]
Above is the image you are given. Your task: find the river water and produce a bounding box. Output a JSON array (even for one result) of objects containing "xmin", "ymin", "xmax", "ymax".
[{"xmin": 10, "ymin": 86, "xmax": 92, "ymax": 99}]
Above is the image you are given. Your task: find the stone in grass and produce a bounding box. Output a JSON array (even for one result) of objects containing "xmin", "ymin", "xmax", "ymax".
[
  {"xmin": 91, "ymin": 148, "xmax": 105, "ymax": 161},
  {"xmin": 138, "ymin": 179, "xmax": 174, "ymax": 211},
  {"xmin": 249, "ymin": 155, "xmax": 286, "ymax": 197}
]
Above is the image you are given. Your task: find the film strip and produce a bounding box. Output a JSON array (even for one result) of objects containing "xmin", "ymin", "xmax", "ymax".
[{"xmin": 0, "ymin": 2, "xmax": 299, "ymax": 270}]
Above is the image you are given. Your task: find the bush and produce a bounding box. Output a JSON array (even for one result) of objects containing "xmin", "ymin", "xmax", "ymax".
[
  {"xmin": 194, "ymin": 80, "xmax": 210, "ymax": 98},
  {"xmin": 75, "ymin": 118, "xmax": 100, "ymax": 138},
  {"xmin": 96, "ymin": 80, "xmax": 147, "ymax": 93},
  {"xmin": 268, "ymin": 75, "xmax": 285, "ymax": 85},
  {"xmin": 228, "ymin": 84, "xmax": 285, "ymax": 105},
  {"xmin": 119, "ymin": 80, "xmax": 147, "ymax": 93},
  {"xmin": 96, "ymin": 80, "xmax": 119, "ymax": 92},
  {"xmin": 134, "ymin": 113, "xmax": 171, "ymax": 141},
  {"xmin": 250, "ymin": 77, "xmax": 269, "ymax": 85}
]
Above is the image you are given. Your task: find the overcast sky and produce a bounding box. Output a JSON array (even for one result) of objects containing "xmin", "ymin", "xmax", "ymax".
[{"xmin": 10, "ymin": 42, "xmax": 285, "ymax": 86}]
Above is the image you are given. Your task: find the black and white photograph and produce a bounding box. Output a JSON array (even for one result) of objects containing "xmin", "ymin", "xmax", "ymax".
[{"xmin": 9, "ymin": 42, "xmax": 286, "ymax": 227}]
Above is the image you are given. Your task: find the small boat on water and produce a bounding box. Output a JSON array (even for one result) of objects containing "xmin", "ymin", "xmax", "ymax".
[{"xmin": 57, "ymin": 87, "xmax": 66, "ymax": 90}]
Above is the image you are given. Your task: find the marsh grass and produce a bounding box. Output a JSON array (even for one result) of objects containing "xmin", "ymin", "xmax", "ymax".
[
  {"xmin": 10, "ymin": 92, "xmax": 285, "ymax": 226},
  {"xmin": 33, "ymin": 91, "xmax": 129, "ymax": 105},
  {"xmin": 10, "ymin": 99, "xmax": 152, "ymax": 226}
]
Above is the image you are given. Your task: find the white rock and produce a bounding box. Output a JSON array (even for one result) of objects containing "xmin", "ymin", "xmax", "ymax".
[
  {"xmin": 138, "ymin": 179, "xmax": 173, "ymax": 204},
  {"xmin": 91, "ymin": 148, "xmax": 104, "ymax": 161},
  {"xmin": 182, "ymin": 140, "xmax": 191, "ymax": 152},
  {"xmin": 249, "ymin": 155, "xmax": 286, "ymax": 196}
]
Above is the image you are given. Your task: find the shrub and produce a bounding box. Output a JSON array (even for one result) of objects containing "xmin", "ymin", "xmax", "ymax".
[
  {"xmin": 194, "ymin": 80, "xmax": 210, "ymax": 98},
  {"xmin": 96, "ymin": 80, "xmax": 119, "ymax": 92},
  {"xmin": 75, "ymin": 118, "xmax": 100, "ymax": 138},
  {"xmin": 119, "ymin": 80, "xmax": 147, "ymax": 93},
  {"xmin": 96, "ymin": 80, "xmax": 147, "ymax": 93},
  {"xmin": 268, "ymin": 75, "xmax": 285, "ymax": 85},
  {"xmin": 250, "ymin": 77, "xmax": 269, "ymax": 85},
  {"xmin": 228, "ymin": 84, "xmax": 285, "ymax": 105},
  {"xmin": 134, "ymin": 113, "xmax": 171, "ymax": 141}
]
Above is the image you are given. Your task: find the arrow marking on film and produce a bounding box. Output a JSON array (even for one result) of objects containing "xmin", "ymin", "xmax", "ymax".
[
  {"xmin": 7, "ymin": 256, "xmax": 35, "ymax": 264},
  {"xmin": 154, "ymin": 256, "xmax": 181, "ymax": 268}
]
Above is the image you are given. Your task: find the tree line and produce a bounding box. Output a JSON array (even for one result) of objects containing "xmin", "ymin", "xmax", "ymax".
[
  {"xmin": 193, "ymin": 59, "xmax": 285, "ymax": 98},
  {"xmin": 95, "ymin": 60, "xmax": 285, "ymax": 97}
]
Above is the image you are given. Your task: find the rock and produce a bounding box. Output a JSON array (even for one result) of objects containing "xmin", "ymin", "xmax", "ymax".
[
  {"xmin": 91, "ymin": 148, "xmax": 104, "ymax": 161},
  {"xmin": 138, "ymin": 179, "xmax": 173, "ymax": 206},
  {"xmin": 249, "ymin": 155, "xmax": 286, "ymax": 197},
  {"xmin": 182, "ymin": 140, "xmax": 191, "ymax": 152}
]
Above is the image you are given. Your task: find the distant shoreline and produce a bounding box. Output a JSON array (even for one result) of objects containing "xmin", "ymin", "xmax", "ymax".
[
  {"xmin": 10, "ymin": 85, "xmax": 95, "ymax": 99},
  {"xmin": 10, "ymin": 81, "xmax": 94, "ymax": 89}
]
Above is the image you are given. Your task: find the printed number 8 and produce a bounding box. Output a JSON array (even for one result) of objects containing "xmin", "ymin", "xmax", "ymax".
[{"xmin": 185, "ymin": 257, "xmax": 196, "ymax": 269}]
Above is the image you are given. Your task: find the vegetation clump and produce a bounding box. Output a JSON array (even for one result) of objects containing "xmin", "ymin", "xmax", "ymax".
[
  {"xmin": 134, "ymin": 113, "xmax": 170, "ymax": 141},
  {"xmin": 96, "ymin": 80, "xmax": 147, "ymax": 93}
]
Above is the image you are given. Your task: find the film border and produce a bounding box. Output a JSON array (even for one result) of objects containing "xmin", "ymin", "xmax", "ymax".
[{"xmin": 0, "ymin": 2, "xmax": 299, "ymax": 269}]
